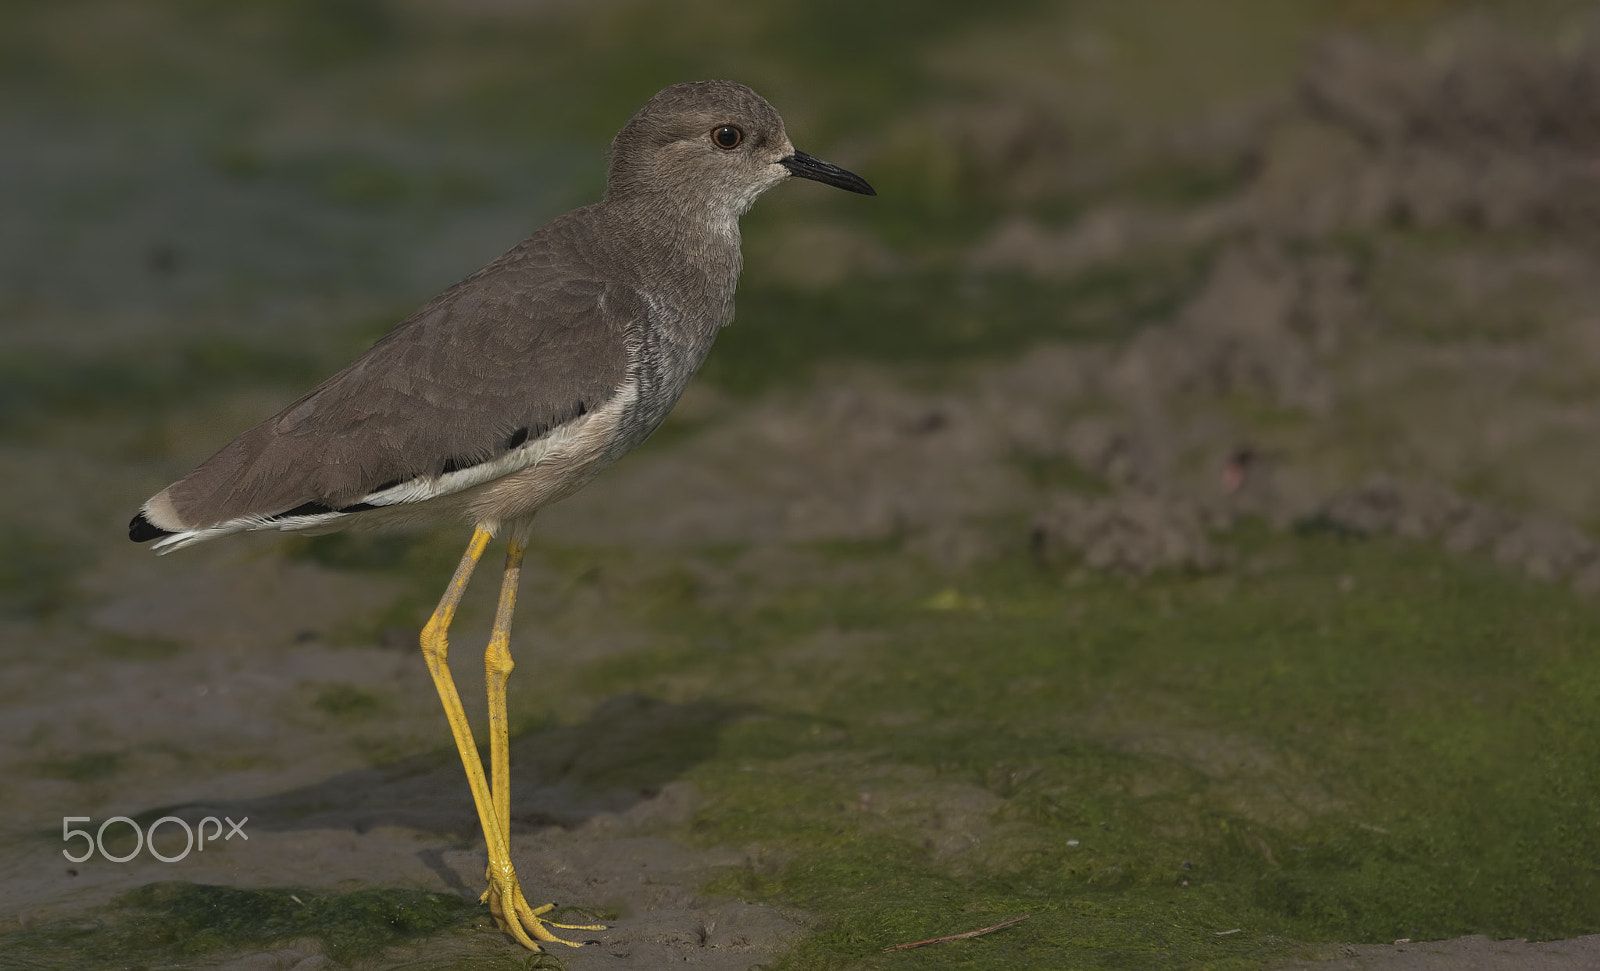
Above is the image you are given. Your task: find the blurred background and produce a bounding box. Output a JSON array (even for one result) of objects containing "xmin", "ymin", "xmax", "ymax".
[{"xmin": 4, "ymin": 1, "xmax": 1600, "ymax": 968}]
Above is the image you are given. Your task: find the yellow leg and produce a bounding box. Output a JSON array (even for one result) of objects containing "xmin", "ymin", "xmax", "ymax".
[
  {"xmin": 481, "ymin": 537, "xmax": 607, "ymax": 943},
  {"xmin": 485, "ymin": 539, "xmax": 522, "ymax": 863},
  {"xmin": 421, "ymin": 528, "xmax": 602, "ymax": 951}
]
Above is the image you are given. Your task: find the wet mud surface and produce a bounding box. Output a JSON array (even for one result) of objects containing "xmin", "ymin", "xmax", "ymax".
[{"xmin": 1281, "ymin": 935, "xmax": 1600, "ymax": 971}]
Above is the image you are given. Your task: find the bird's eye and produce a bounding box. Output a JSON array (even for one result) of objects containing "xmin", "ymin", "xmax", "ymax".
[{"xmin": 711, "ymin": 125, "xmax": 744, "ymax": 150}]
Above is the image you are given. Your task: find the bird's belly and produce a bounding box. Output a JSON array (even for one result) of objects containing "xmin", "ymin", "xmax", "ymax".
[{"xmin": 458, "ymin": 381, "xmax": 640, "ymax": 526}]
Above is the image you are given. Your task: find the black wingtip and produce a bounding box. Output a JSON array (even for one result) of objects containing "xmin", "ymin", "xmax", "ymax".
[{"xmin": 129, "ymin": 511, "xmax": 174, "ymax": 544}]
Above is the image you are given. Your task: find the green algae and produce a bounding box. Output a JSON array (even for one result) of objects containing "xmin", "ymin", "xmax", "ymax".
[
  {"xmin": 0, "ymin": 882, "xmax": 484, "ymax": 967},
  {"xmin": 546, "ymin": 526, "xmax": 1600, "ymax": 968},
  {"xmin": 700, "ymin": 256, "xmax": 1208, "ymax": 396},
  {"xmin": 1012, "ymin": 449, "xmax": 1114, "ymax": 495},
  {"xmin": 93, "ymin": 632, "xmax": 185, "ymax": 661},
  {"xmin": 313, "ymin": 683, "xmax": 391, "ymax": 722},
  {"xmin": 0, "ymin": 340, "xmax": 328, "ymax": 439},
  {"xmin": 291, "ymin": 530, "xmax": 459, "ymax": 575},
  {"xmin": 0, "ymin": 527, "xmax": 81, "ymax": 619},
  {"xmin": 27, "ymin": 749, "xmax": 125, "ymax": 783}
]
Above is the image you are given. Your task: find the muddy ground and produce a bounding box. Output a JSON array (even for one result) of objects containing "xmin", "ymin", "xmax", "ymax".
[{"xmin": 3, "ymin": 2, "xmax": 1600, "ymax": 969}]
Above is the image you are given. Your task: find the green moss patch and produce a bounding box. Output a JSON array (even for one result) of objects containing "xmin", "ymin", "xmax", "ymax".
[
  {"xmin": 27, "ymin": 749, "xmax": 125, "ymax": 783},
  {"xmin": 564, "ymin": 527, "xmax": 1600, "ymax": 968},
  {"xmin": 312, "ymin": 683, "xmax": 391, "ymax": 722},
  {"xmin": 0, "ymin": 883, "xmax": 480, "ymax": 968},
  {"xmin": 700, "ymin": 259, "xmax": 1205, "ymax": 395}
]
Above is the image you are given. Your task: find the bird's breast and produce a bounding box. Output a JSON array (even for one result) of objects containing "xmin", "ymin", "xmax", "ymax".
[{"xmin": 615, "ymin": 290, "xmax": 725, "ymax": 445}]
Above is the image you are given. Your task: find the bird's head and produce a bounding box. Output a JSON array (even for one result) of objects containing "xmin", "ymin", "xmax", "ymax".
[{"xmin": 605, "ymin": 80, "xmax": 874, "ymax": 224}]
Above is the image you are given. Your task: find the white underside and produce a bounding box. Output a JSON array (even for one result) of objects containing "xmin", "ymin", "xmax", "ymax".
[{"xmin": 148, "ymin": 381, "xmax": 638, "ymax": 553}]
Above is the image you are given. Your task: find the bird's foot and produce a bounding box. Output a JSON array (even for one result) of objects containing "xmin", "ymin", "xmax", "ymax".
[{"xmin": 482, "ymin": 864, "xmax": 605, "ymax": 950}]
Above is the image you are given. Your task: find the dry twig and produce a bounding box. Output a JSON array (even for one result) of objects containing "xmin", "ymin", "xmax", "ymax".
[{"xmin": 883, "ymin": 914, "xmax": 1031, "ymax": 952}]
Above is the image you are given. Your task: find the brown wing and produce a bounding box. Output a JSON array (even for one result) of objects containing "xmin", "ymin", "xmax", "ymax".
[{"xmin": 158, "ymin": 225, "xmax": 638, "ymax": 530}]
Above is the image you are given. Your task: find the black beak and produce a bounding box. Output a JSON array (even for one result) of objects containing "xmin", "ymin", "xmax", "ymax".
[{"xmin": 780, "ymin": 150, "xmax": 876, "ymax": 196}]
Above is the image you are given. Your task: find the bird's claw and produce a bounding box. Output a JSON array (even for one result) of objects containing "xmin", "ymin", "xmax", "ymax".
[{"xmin": 482, "ymin": 866, "xmax": 606, "ymax": 949}]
